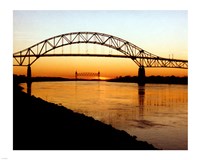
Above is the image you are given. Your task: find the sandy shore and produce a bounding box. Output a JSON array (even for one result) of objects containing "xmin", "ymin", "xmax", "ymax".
[{"xmin": 13, "ymin": 83, "xmax": 157, "ymax": 150}]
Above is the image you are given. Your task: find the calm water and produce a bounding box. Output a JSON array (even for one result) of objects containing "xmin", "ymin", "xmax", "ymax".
[{"xmin": 21, "ymin": 81, "xmax": 188, "ymax": 150}]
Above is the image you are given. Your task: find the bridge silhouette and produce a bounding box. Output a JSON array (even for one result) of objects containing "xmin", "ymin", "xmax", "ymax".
[
  {"xmin": 75, "ymin": 71, "xmax": 100, "ymax": 80},
  {"xmin": 13, "ymin": 31, "xmax": 188, "ymax": 85}
]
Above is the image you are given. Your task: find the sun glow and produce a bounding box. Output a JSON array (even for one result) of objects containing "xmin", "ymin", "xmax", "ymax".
[
  {"xmin": 99, "ymin": 76, "xmax": 111, "ymax": 80},
  {"xmin": 13, "ymin": 11, "xmax": 188, "ymax": 78}
]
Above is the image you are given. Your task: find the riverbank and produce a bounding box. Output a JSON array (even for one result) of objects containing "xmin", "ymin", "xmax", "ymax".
[
  {"xmin": 13, "ymin": 83, "xmax": 157, "ymax": 150},
  {"xmin": 108, "ymin": 75, "xmax": 188, "ymax": 84},
  {"xmin": 13, "ymin": 74, "xmax": 187, "ymax": 84}
]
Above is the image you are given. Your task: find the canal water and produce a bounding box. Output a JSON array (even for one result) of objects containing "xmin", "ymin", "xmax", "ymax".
[{"xmin": 21, "ymin": 81, "xmax": 188, "ymax": 150}]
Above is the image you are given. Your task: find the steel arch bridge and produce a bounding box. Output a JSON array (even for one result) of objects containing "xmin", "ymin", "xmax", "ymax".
[
  {"xmin": 13, "ymin": 31, "xmax": 188, "ymax": 68},
  {"xmin": 13, "ymin": 31, "xmax": 188, "ymax": 84}
]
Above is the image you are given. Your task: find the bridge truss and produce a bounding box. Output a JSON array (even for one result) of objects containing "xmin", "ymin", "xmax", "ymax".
[
  {"xmin": 75, "ymin": 71, "xmax": 100, "ymax": 80},
  {"xmin": 13, "ymin": 32, "xmax": 188, "ymax": 69}
]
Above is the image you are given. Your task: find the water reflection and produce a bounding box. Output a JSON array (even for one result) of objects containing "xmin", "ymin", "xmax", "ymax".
[
  {"xmin": 20, "ymin": 81, "xmax": 188, "ymax": 149},
  {"xmin": 138, "ymin": 85, "xmax": 145, "ymax": 118}
]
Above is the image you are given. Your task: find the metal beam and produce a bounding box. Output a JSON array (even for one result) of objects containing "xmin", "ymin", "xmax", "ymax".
[{"xmin": 13, "ymin": 31, "xmax": 188, "ymax": 69}]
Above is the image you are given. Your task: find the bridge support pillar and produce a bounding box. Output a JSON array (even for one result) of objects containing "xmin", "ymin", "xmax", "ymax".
[
  {"xmin": 75, "ymin": 71, "xmax": 78, "ymax": 80},
  {"xmin": 27, "ymin": 65, "xmax": 32, "ymax": 95},
  {"xmin": 138, "ymin": 66, "xmax": 145, "ymax": 85},
  {"xmin": 98, "ymin": 71, "xmax": 100, "ymax": 80}
]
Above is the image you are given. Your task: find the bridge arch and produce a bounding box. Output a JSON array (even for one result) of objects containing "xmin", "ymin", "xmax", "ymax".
[
  {"xmin": 13, "ymin": 31, "xmax": 188, "ymax": 87},
  {"xmin": 13, "ymin": 31, "xmax": 175, "ymax": 67}
]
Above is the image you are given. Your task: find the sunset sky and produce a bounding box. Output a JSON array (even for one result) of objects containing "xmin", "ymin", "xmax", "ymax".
[
  {"xmin": 13, "ymin": 10, "xmax": 188, "ymax": 78},
  {"xmin": 3, "ymin": 0, "xmax": 200, "ymax": 158}
]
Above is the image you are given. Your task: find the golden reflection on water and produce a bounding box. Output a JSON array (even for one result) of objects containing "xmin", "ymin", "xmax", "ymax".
[{"xmin": 21, "ymin": 81, "xmax": 187, "ymax": 150}]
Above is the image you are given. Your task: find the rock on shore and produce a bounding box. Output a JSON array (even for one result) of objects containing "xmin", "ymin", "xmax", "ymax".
[{"xmin": 13, "ymin": 84, "xmax": 157, "ymax": 150}]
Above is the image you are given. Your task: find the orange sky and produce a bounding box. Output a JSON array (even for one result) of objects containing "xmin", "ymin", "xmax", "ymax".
[
  {"xmin": 13, "ymin": 55, "xmax": 188, "ymax": 78},
  {"xmin": 13, "ymin": 11, "xmax": 188, "ymax": 78}
]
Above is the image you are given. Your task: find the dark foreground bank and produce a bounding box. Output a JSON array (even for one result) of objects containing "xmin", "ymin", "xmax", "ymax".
[{"xmin": 13, "ymin": 84, "xmax": 157, "ymax": 150}]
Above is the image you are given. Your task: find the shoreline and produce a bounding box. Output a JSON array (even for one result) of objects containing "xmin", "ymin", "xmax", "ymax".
[
  {"xmin": 13, "ymin": 83, "xmax": 157, "ymax": 150},
  {"xmin": 14, "ymin": 74, "xmax": 187, "ymax": 85}
]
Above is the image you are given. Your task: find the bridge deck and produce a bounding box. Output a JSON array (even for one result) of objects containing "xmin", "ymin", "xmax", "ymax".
[{"xmin": 13, "ymin": 53, "xmax": 188, "ymax": 62}]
